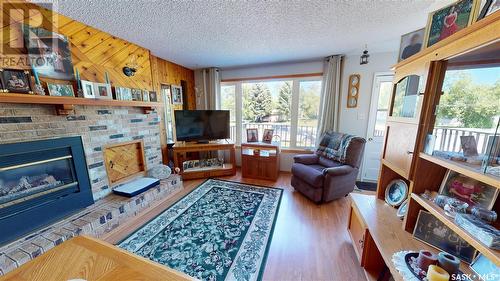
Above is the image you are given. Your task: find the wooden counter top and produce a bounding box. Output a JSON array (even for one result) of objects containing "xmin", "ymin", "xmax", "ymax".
[{"xmin": 0, "ymin": 235, "xmax": 196, "ymax": 281}]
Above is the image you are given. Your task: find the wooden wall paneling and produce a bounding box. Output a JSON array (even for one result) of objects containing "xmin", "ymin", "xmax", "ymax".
[
  {"xmin": 150, "ymin": 55, "xmax": 195, "ymax": 165},
  {"xmin": 2, "ymin": 0, "xmax": 196, "ymax": 166},
  {"xmin": 1, "ymin": 0, "xmax": 154, "ymax": 90}
]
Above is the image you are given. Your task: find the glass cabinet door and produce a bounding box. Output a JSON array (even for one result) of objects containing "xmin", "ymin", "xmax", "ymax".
[{"xmin": 390, "ymin": 75, "xmax": 421, "ymax": 119}]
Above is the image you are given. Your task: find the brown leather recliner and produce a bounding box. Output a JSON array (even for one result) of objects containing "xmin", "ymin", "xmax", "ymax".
[{"xmin": 291, "ymin": 132, "xmax": 366, "ymax": 203}]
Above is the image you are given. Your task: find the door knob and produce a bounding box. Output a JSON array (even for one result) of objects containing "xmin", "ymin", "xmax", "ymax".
[{"xmin": 368, "ymin": 138, "xmax": 373, "ymax": 141}]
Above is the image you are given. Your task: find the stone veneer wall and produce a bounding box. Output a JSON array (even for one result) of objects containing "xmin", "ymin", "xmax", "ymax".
[{"xmin": 0, "ymin": 103, "xmax": 163, "ymax": 200}]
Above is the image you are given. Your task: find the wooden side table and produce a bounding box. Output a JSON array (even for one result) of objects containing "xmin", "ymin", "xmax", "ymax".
[{"xmin": 241, "ymin": 142, "xmax": 280, "ymax": 181}]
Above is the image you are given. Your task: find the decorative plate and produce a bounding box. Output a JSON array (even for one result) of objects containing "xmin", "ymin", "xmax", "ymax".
[
  {"xmin": 397, "ymin": 198, "xmax": 409, "ymax": 219},
  {"xmin": 385, "ymin": 179, "xmax": 408, "ymax": 207}
]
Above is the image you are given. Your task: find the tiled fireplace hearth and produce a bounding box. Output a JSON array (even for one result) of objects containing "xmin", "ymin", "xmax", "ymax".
[{"xmin": 0, "ymin": 103, "xmax": 179, "ymax": 275}]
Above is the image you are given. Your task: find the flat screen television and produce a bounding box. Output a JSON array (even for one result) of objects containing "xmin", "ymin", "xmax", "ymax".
[{"xmin": 174, "ymin": 110, "xmax": 230, "ymax": 142}]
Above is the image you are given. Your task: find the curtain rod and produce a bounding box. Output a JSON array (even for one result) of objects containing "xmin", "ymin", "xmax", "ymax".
[{"xmin": 221, "ymin": 72, "xmax": 323, "ymax": 83}]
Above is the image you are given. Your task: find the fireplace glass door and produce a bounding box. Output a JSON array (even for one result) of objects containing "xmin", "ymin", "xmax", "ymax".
[{"xmin": 0, "ymin": 154, "xmax": 78, "ymax": 210}]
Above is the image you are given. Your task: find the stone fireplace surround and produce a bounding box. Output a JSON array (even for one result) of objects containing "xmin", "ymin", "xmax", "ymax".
[{"xmin": 0, "ymin": 103, "xmax": 182, "ymax": 275}]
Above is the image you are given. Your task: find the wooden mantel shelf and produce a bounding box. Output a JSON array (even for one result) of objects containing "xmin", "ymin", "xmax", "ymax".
[{"xmin": 0, "ymin": 93, "xmax": 163, "ymax": 115}]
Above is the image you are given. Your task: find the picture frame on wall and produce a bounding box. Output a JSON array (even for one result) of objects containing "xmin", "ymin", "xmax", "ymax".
[
  {"xmin": 115, "ymin": 87, "xmax": 132, "ymax": 101},
  {"xmin": 149, "ymin": 91, "xmax": 158, "ymax": 102},
  {"xmin": 142, "ymin": 89, "xmax": 150, "ymax": 102},
  {"xmin": 424, "ymin": 0, "xmax": 477, "ymax": 47},
  {"xmin": 81, "ymin": 80, "xmax": 95, "ymax": 99},
  {"xmin": 246, "ymin": 128, "xmax": 258, "ymax": 143},
  {"xmin": 94, "ymin": 83, "xmax": 112, "ymax": 100},
  {"xmin": 0, "ymin": 69, "xmax": 33, "ymax": 93},
  {"xmin": 131, "ymin": 88, "xmax": 142, "ymax": 101},
  {"xmin": 171, "ymin": 85, "xmax": 183, "ymax": 104},
  {"xmin": 439, "ymin": 170, "xmax": 499, "ymax": 209},
  {"xmin": 398, "ymin": 28, "xmax": 425, "ymax": 62},
  {"xmin": 47, "ymin": 83, "xmax": 75, "ymax": 97},
  {"xmin": 413, "ymin": 210, "xmax": 476, "ymax": 263}
]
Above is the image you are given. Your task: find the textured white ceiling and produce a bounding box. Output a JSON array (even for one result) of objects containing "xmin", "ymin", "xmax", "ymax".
[{"xmin": 46, "ymin": 0, "xmax": 453, "ymax": 69}]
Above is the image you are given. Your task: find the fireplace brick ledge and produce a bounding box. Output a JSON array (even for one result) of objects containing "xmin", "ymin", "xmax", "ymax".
[{"xmin": 0, "ymin": 174, "xmax": 182, "ymax": 276}]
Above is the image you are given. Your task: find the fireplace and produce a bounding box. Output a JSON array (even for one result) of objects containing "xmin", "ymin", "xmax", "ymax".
[{"xmin": 0, "ymin": 137, "xmax": 94, "ymax": 245}]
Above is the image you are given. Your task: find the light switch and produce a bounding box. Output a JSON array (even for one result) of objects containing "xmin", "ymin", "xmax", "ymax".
[{"xmin": 357, "ymin": 113, "xmax": 366, "ymax": 120}]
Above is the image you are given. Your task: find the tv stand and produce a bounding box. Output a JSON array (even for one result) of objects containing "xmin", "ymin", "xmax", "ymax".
[{"xmin": 172, "ymin": 140, "xmax": 236, "ymax": 180}]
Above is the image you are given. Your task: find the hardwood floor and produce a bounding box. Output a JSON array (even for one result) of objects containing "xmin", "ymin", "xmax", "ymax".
[{"xmin": 102, "ymin": 171, "xmax": 367, "ymax": 281}]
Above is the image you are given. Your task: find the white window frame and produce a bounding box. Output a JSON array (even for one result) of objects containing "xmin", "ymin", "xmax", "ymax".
[{"xmin": 220, "ymin": 76, "xmax": 322, "ymax": 149}]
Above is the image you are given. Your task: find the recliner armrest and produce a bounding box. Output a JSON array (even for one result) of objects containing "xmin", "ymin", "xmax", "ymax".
[
  {"xmin": 293, "ymin": 154, "xmax": 319, "ymax": 165},
  {"xmin": 322, "ymin": 165, "xmax": 355, "ymax": 176}
]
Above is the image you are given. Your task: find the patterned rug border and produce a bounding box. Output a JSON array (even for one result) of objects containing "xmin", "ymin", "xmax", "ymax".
[{"xmin": 117, "ymin": 178, "xmax": 283, "ymax": 281}]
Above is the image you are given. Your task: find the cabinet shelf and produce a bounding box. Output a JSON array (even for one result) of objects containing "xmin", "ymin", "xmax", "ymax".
[
  {"xmin": 411, "ymin": 193, "xmax": 500, "ymax": 266},
  {"xmin": 419, "ymin": 153, "xmax": 499, "ymax": 188},
  {"xmin": 0, "ymin": 93, "xmax": 162, "ymax": 114}
]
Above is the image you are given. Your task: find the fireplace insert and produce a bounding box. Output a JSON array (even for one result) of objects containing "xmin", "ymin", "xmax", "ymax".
[{"xmin": 0, "ymin": 137, "xmax": 94, "ymax": 245}]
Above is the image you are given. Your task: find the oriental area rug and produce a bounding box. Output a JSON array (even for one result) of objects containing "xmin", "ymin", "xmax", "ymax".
[{"xmin": 118, "ymin": 179, "xmax": 283, "ymax": 281}]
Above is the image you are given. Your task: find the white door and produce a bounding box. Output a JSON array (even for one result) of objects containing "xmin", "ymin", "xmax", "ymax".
[{"xmin": 361, "ymin": 73, "xmax": 394, "ymax": 182}]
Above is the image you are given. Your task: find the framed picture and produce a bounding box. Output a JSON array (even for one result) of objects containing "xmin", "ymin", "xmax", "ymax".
[
  {"xmin": 477, "ymin": 0, "xmax": 500, "ymax": 20},
  {"xmin": 149, "ymin": 91, "xmax": 158, "ymax": 102},
  {"xmin": 470, "ymin": 254, "xmax": 498, "ymax": 280},
  {"xmin": 424, "ymin": 0, "xmax": 477, "ymax": 47},
  {"xmin": 460, "ymin": 135, "xmax": 479, "ymax": 156},
  {"xmin": 47, "ymin": 83, "xmax": 75, "ymax": 97},
  {"xmin": 142, "ymin": 90, "xmax": 150, "ymax": 102},
  {"xmin": 94, "ymin": 83, "xmax": 112, "ymax": 100},
  {"xmin": 439, "ymin": 170, "xmax": 498, "ymax": 209},
  {"xmin": 131, "ymin": 88, "xmax": 142, "ymax": 101},
  {"xmin": 81, "ymin": 80, "xmax": 95, "ymax": 98},
  {"xmin": 413, "ymin": 210, "xmax": 476, "ymax": 263},
  {"xmin": 171, "ymin": 85, "xmax": 183, "ymax": 104},
  {"xmin": 116, "ymin": 87, "xmax": 132, "ymax": 101},
  {"xmin": 398, "ymin": 28, "xmax": 425, "ymax": 62},
  {"xmin": 246, "ymin": 128, "xmax": 258, "ymax": 143},
  {"xmin": 0, "ymin": 69, "xmax": 33, "ymax": 93},
  {"xmin": 22, "ymin": 25, "xmax": 75, "ymax": 81},
  {"xmin": 262, "ymin": 129, "xmax": 274, "ymax": 143},
  {"xmin": 424, "ymin": 134, "xmax": 437, "ymax": 155}
]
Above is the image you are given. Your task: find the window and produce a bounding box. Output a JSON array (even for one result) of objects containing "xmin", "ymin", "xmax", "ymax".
[
  {"xmin": 220, "ymin": 84, "xmax": 236, "ymax": 140},
  {"xmin": 220, "ymin": 77, "xmax": 322, "ymax": 148},
  {"xmin": 373, "ymin": 81, "xmax": 392, "ymax": 137},
  {"xmin": 297, "ymin": 80, "xmax": 321, "ymax": 147}
]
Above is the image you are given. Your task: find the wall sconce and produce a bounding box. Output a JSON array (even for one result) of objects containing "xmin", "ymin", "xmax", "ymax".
[
  {"xmin": 123, "ymin": 54, "xmax": 138, "ymax": 76},
  {"xmin": 360, "ymin": 45, "xmax": 369, "ymax": 65}
]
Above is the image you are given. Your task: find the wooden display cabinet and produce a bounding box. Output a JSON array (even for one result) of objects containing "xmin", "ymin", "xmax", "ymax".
[
  {"xmin": 172, "ymin": 141, "xmax": 236, "ymax": 180},
  {"xmin": 367, "ymin": 12, "xmax": 500, "ymax": 279},
  {"xmin": 241, "ymin": 142, "xmax": 280, "ymax": 181}
]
